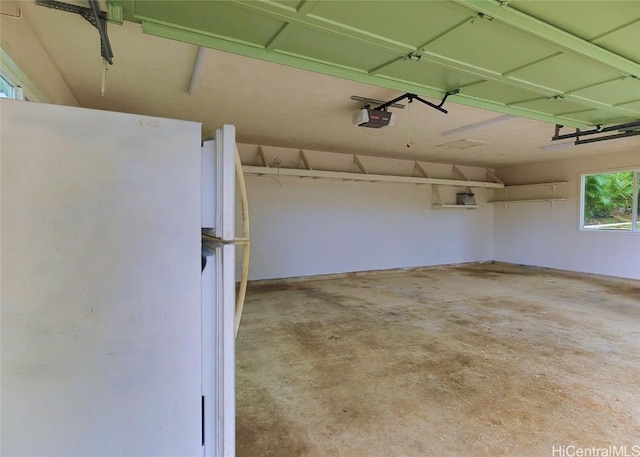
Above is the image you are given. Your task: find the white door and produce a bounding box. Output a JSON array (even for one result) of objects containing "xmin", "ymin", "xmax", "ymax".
[
  {"xmin": 202, "ymin": 126, "xmax": 236, "ymax": 241},
  {"xmin": 1, "ymin": 100, "xmax": 203, "ymax": 456},
  {"xmin": 201, "ymin": 125, "xmax": 237, "ymax": 457}
]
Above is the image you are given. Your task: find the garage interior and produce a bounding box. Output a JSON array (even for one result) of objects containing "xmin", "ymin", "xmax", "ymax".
[{"xmin": 2, "ymin": 1, "xmax": 639, "ymax": 456}]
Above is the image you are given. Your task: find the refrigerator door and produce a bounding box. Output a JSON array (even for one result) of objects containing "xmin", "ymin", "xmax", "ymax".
[
  {"xmin": 202, "ymin": 125, "xmax": 236, "ymax": 241},
  {"xmin": 1, "ymin": 100, "xmax": 203, "ymax": 456},
  {"xmin": 201, "ymin": 124, "xmax": 237, "ymax": 457},
  {"xmin": 201, "ymin": 245, "xmax": 236, "ymax": 457}
]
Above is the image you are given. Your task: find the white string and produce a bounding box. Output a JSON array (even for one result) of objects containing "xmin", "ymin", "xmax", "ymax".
[
  {"xmin": 100, "ymin": 58, "xmax": 107, "ymax": 96},
  {"xmin": 406, "ymin": 101, "xmax": 411, "ymax": 148}
]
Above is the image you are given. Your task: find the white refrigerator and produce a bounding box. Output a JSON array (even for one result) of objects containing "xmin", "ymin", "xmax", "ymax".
[{"xmin": 1, "ymin": 100, "xmax": 236, "ymax": 457}]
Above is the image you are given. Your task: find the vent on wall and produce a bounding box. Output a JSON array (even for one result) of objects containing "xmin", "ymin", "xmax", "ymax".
[{"xmin": 435, "ymin": 139, "xmax": 489, "ymax": 149}]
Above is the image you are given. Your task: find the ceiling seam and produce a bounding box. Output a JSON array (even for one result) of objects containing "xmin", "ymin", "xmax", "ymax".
[
  {"xmin": 296, "ymin": 0, "xmax": 318, "ymax": 16},
  {"xmin": 265, "ymin": 22, "xmax": 290, "ymax": 51},
  {"xmin": 501, "ymin": 52, "xmax": 563, "ymax": 76},
  {"xmin": 589, "ymin": 17, "xmax": 640, "ymax": 43},
  {"xmin": 566, "ymin": 76, "xmax": 632, "ymax": 94},
  {"xmin": 230, "ymin": 0, "xmax": 414, "ymax": 53},
  {"xmin": 451, "ymin": 0, "xmax": 640, "ymax": 77},
  {"xmin": 367, "ymin": 15, "xmax": 474, "ymax": 75}
]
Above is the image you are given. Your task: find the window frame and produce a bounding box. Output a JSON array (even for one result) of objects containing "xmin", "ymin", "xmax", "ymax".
[
  {"xmin": 1, "ymin": 48, "xmax": 40, "ymax": 102},
  {"xmin": 0, "ymin": 73, "xmax": 15, "ymax": 99},
  {"xmin": 0, "ymin": 72, "xmax": 25, "ymax": 100},
  {"xmin": 579, "ymin": 168, "xmax": 640, "ymax": 234}
]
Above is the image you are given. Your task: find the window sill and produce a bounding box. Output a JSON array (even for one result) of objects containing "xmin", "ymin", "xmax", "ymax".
[{"xmin": 579, "ymin": 228, "xmax": 639, "ymax": 235}]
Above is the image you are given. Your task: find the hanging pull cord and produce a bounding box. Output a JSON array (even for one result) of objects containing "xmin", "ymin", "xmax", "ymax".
[
  {"xmin": 406, "ymin": 99, "xmax": 412, "ymax": 148},
  {"xmin": 101, "ymin": 58, "xmax": 107, "ymax": 96}
]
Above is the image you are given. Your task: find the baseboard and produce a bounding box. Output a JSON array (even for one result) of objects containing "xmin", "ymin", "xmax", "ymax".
[{"xmin": 245, "ymin": 260, "xmax": 495, "ymax": 287}]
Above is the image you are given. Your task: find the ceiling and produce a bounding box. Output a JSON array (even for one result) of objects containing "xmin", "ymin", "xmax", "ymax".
[
  {"xmin": 113, "ymin": 0, "xmax": 640, "ymax": 128},
  {"xmin": 13, "ymin": 0, "xmax": 640, "ymax": 167}
]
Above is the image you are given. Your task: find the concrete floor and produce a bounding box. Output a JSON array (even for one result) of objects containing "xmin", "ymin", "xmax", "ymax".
[{"xmin": 236, "ymin": 263, "xmax": 640, "ymax": 457}]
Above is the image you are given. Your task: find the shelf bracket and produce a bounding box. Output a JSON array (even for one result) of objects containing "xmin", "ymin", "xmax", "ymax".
[
  {"xmin": 299, "ymin": 150, "xmax": 312, "ymax": 170},
  {"xmin": 452, "ymin": 165, "xmax": 470, "ymax": 182},
  {"xmin": 414, "ymin": 161, "xmax": 431, "ymax": 178},
  {"xmin": 486, "ymin": 168, "xmax": 504, "ymax": 185},
  {"xmin": 353, "ymin": 155, "xmax": 368, "ymax": 174},
  {"xmin": 432, "ymin": 185, "xmax": 444, "ymax": 206},
  {"xmin": 257, "ymin": 146, "xmax": 269, "ymax": 167}
]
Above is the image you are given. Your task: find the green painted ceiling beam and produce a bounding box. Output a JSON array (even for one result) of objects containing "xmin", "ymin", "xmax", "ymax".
[
  {"xmin": 452, "ymin": 0, "xmax": 640, "ymax": 77},
  {"xmin": 140, "ymin": 19, "xmax": 591, "ymax": 128},
  {"xmin": 230, "ymin": 0, "xmax": 414, "ymax": 53}
]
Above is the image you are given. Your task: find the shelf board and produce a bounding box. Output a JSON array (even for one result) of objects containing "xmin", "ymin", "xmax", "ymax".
[
  {"xmin": 243, "ymin": 166, "xmax": 504, "ymax": 188},
  {"xmin": 431, "ymin": 204, "xmax": 479, "ymax": 209},
  {"xmin": 503, "ymin": 181, "xmax": 568, "ymax": 189},
  {"xmin": 489, "ymin": 198, "xmax": 568, "ymax": 204}
]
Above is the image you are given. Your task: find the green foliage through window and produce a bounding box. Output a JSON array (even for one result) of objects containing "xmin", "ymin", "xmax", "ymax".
[{"xmin": 582, "ymin": 170, "xmax": 639, "ymax": 232}]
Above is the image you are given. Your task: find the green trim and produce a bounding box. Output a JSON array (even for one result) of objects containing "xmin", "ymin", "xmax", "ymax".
[
  {"xmin": 141, "ymin": 20, "xmax": 590, "ymax": 128},
  {"xmin": 453, "ymin": 0, "xmax": 640, "ymax": 77},
  {"xmin": 107, "ymin": 2, "xmax": 124, "ymax": 25},
  {"xmin": 111, "ymin": 0, "xmax": 137, "ymax": 22}
]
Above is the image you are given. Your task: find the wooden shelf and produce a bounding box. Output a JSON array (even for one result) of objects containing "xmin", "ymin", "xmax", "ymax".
[
  {"xmin": 243, "ymin": 155, "xmax": 504, "ymax": 189},
  {"xmin": 492, "ymin": 181, "xmax": 569, "ymax": 208},
  {"xmin": 503, "ymin": 181, "xmax": 568, "ymax": 189},
  {"xmin": 432, "ymin": 204, "xmax": 479, "ymax": 209},
  {"xmin": 243, "ymin": 165, "xmax": 504, "ymax": 188},
  {"xmin": 489, "ymin": 198, "xmax": 567, "ymax": 209},
  {"xmin": 489, "ymin": 198, "xmax": 567, "ymax": 204}
]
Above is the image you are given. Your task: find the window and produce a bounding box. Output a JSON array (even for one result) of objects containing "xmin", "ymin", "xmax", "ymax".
[
  {"xmin": 0, "ymin": 73, "xmax": 25, "ymax": 100},
  {"xmin": 581, "ymin": 169, "xmax": 639, "ymax": 232},
  {"xmin": 0, "ymin": 74, "xmax": 14, "ymax": 98}
]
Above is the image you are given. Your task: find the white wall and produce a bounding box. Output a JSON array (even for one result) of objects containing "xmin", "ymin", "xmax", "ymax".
[
  {"xmin": 494, "ymin": 149, "xmax": 640, "ymax": 280},
  {"xmin": 1, "ymin": 1, "xmax": 78, "ymax": 105},
  {"xmin": 240, "ymin": 176, "xmax": 494, "ymax": 280}
]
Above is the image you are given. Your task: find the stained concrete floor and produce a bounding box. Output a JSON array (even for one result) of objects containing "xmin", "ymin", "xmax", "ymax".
[{"xmin": 236, "ymin": 263, "xmax": 640, "ymax": 457}]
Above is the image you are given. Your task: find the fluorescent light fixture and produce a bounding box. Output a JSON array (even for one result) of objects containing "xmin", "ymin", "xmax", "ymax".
[
  {"xmin": 441, "ymin": 114, "xmax": 515, "ymax": 136},
  {"xmin": 541, "ymin": 142, "xmax": 576, "ymax": 151}
]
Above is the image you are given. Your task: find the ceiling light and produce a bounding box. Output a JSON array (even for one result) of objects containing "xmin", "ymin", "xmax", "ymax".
[{"xmin": 440, "ymin": 115, "xmax": 515, "ymax": 136}]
